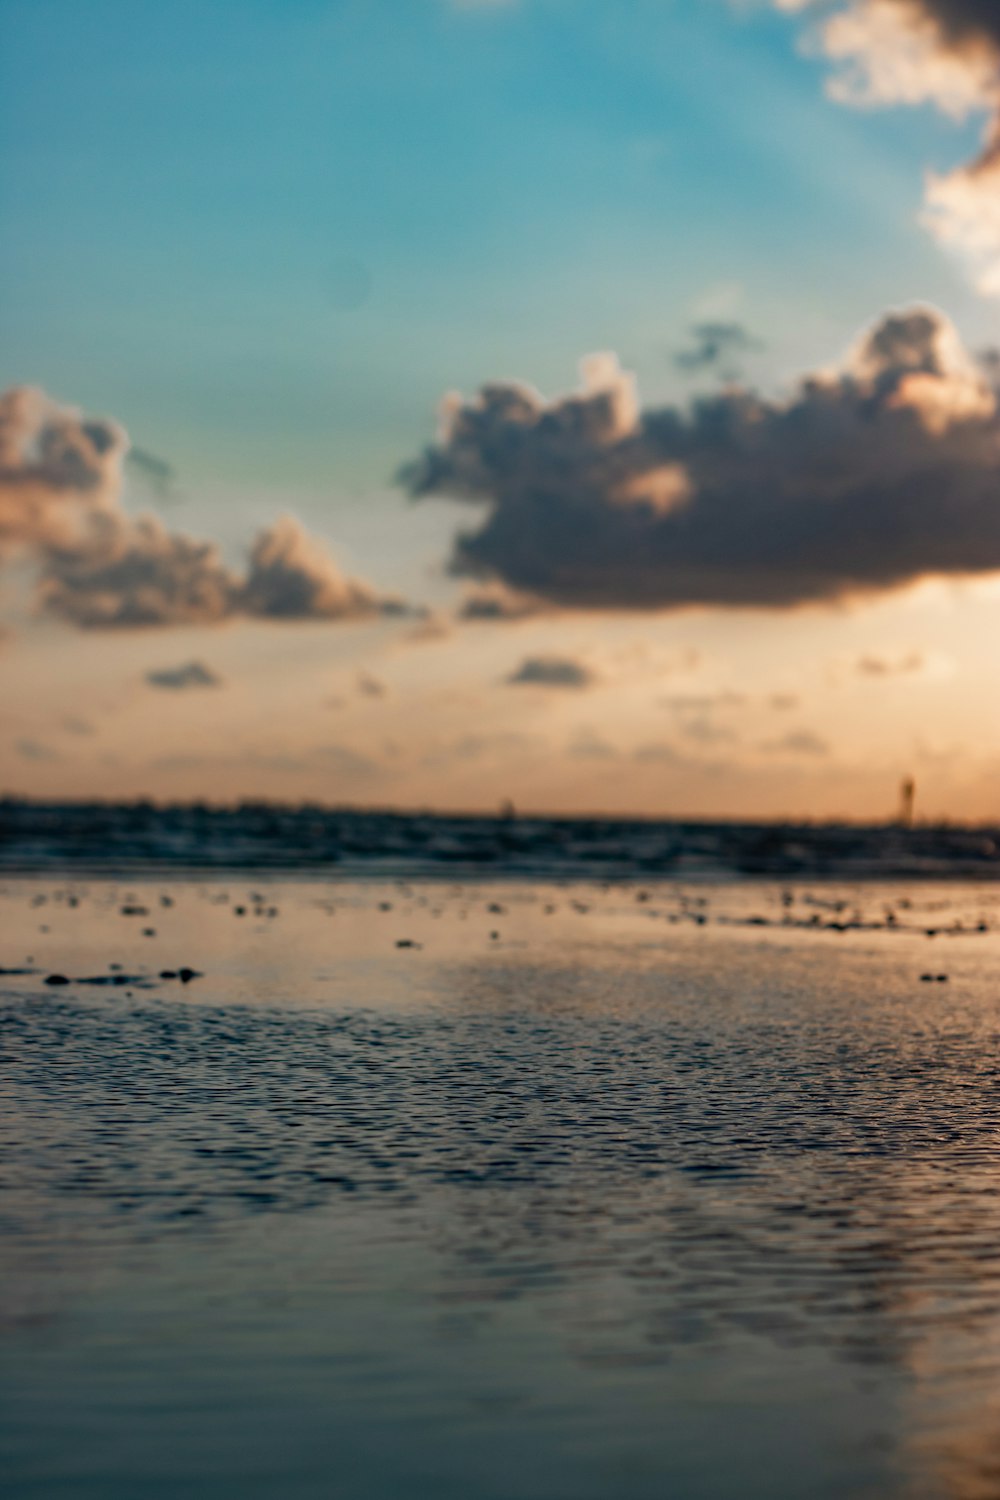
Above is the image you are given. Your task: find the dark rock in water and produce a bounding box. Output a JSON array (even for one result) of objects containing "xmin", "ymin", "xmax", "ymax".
[
  {"xmin": 234, "ymin": 906, "xmax": 246, "ymax": 917},
  {"xmin": 177, "ymin": 967, "xmax": 200, "ymax": 983},
  {"xmin": 120, "ymin": 905, "xmax": 148, "ymax": 917},
  {"xmin": 44, "ymin": 974, "xmax": 70, "ymax": 986},
  {"xmin": 142, "ymin": 928, "xmax": 156, "ymax": 937},
  {"xmin": 395, "ymin": 939, "xmax": 420, "ymax": 949},
  {"xmin": 160, "ymin": 970, "xmax": 178, "ymax": 979},
  {"xmin": 76, "ymin": 973, "xmax": 146, "ymax": 988}
]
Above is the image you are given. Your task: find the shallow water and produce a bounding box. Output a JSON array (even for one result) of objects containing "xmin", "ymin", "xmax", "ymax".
[{"xmin": 3, "ymin": 876, "xmax": 1000, "ymax": 1498}]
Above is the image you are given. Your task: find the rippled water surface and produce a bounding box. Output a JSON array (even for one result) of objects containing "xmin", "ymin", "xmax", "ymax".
[{"xmin": 4, "ymin": 876, "xmax": 1000, "ymax": 1499}]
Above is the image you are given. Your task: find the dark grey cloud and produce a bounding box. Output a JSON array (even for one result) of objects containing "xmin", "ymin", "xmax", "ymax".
[
  {"xmin": 0, "ymin": 386, "xmax": 407, "ymax": 631},
  {"xmin": 674, "ymin": 322, "xmax": 762, "ymax": 378},
  {"xmin": 145, "ymin": 660, "xmax": 223, "ymax": 691},
  {"xmin": 40, "ymin": 516, "xmax": 238, "ymax": 628},
  {"xmin": 39, "ymin": 513, "xmax": 401, "ymax": 630},
  {"xmin": 403, "ymin": 307, "xmax": 1000, "ymax": 610},
  {"xmin": 126, "ymin": 447, "xmax": 176, "ymax": 503},
  {"xmin": 40, "ymin": 513, "xmax": 401, "ymax": 630},
  {"xmin": 506, "ymin": 655, "xmax": 595, "ymax": 688}
]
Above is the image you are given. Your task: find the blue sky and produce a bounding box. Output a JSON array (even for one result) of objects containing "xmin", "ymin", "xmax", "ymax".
[
  {"xmin": 2, "ymin": 0, "xmax": 990, "ymax": 494},
  {"xmin": 4, "ymin": 0, "xmax": 1000, "ymax": 816}
]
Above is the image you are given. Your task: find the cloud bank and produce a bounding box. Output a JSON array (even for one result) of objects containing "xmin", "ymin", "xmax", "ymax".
[
  {"xmin": 0, "ymin": 386, "xmax": 402, "ymax": 629},
  {"xmin": 403, "ymin": 306, "xmax": 1000, "ymax": 610},
  {"xmin": 776, "ymin": 0, "xmax": 1000, "ymax": 291}
]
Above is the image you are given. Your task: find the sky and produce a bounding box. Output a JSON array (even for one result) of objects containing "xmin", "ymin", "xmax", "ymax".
[{"xmin": 3, "ymin": 0, "xmax": 1000, "ymax": 819}]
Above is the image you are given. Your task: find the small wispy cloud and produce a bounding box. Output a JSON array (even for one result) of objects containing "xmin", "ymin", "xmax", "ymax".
[
  {"xmin": 506, "ymin": 655, "xmax": 596, "ymax": 688},
  {"xmin": 760, "ymin": 729, "xmax": 830, "ymax": 758},
  {"xmin": 674, "ymin": 321, "xmax": 763, "ymax": 379},
  {"xmin": 827, "ymin": 647, "xmax": 954, "ymax": 683},
  {"xmin": 357, "ymin": 671, "xmax": 388, "ymax": 698},
  {"xmin": 145, "ymin": 660, "xmax": 223, "ymax": 691},
  {"xmin": 15, "ymin": 738, "xmax": 60, "ymax": 762},
  {"xmin": 568, "ymin": 728, "xmax": 619, "ymax": 760}
]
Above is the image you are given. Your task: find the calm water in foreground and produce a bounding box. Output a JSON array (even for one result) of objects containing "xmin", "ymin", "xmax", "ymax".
[{"xmin": 3, "ymin": 876, "xmax": 1000, "ymax": 1499}]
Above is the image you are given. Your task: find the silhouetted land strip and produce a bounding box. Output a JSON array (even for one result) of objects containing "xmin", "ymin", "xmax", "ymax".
[{"xmin": 2, "ymin": 797, "xmax": 999, "ymax": 878}]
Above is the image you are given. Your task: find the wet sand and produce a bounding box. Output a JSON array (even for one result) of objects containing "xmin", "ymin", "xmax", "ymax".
[{"xmin": 3, "ymin": 876, "xmax": 1000, "ymax": 1498}]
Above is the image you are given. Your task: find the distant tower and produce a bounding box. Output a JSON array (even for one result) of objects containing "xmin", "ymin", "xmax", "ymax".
[{"xmin": 898, "ymin": 776, "xmax": 915, "ymax": 829}]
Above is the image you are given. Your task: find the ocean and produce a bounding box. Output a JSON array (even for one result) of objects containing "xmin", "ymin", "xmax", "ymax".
[{"xmin": 3, "ymin": 868, "xmax": 1000, "ymax": 1498}]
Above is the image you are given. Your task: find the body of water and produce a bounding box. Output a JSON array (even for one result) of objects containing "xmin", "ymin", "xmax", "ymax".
[{"xmin": 3, "ymin": 876, "xmax": 1000, "ymax": 1498}]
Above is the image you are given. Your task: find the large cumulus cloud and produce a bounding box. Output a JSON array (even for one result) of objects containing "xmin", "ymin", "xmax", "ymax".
[
  {"xmin": 0, "ymin": 386, "xmax": 403, "ymax": 629},
  {"xmin": 401, "ymin": 305, "xmax": 1000, "ymax": 610},
  {"xmin": 776, "ymin": 0, "xmax": 1000, "ymax": 291}
]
